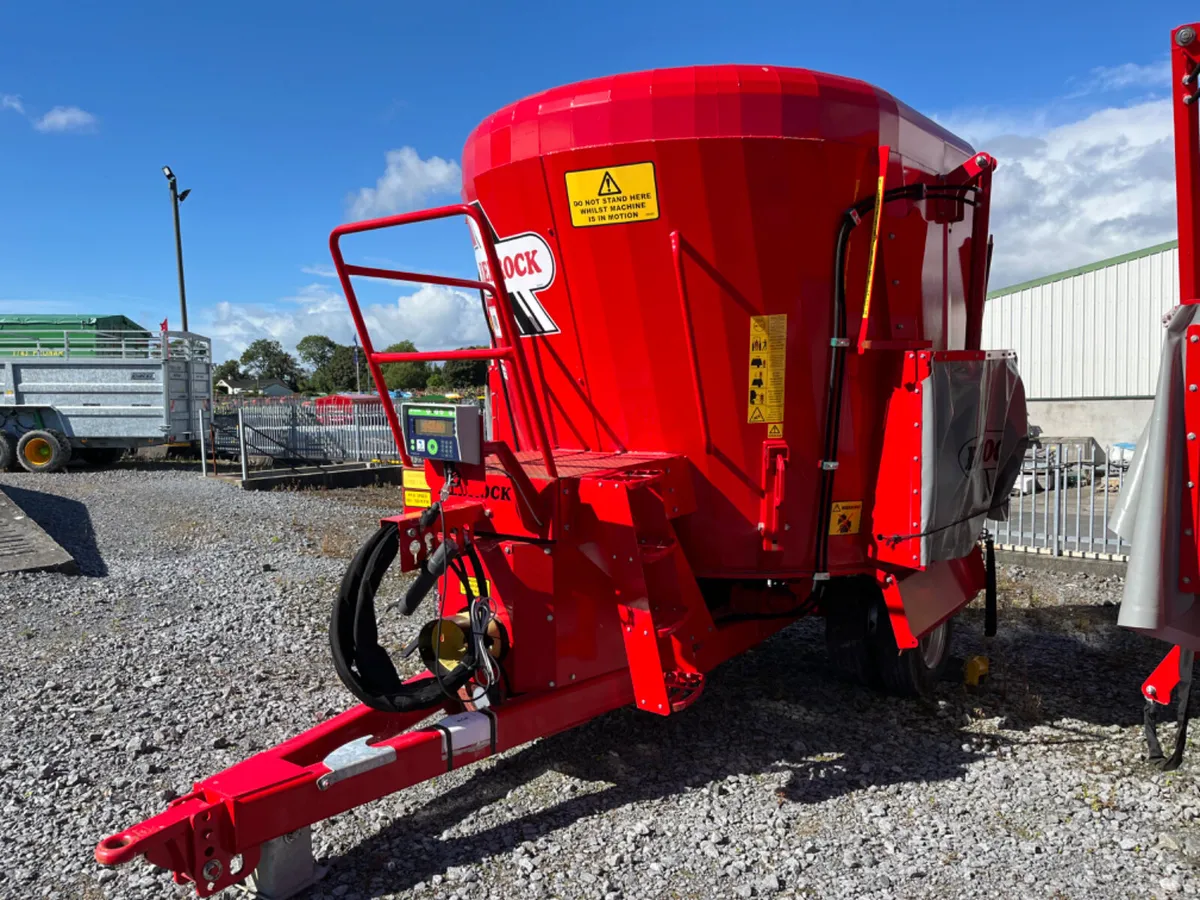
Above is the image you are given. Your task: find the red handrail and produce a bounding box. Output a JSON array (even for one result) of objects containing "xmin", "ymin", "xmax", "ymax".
[{"xmin": 329, "ymin": 203, "xmax": 557, "ymax": 479}]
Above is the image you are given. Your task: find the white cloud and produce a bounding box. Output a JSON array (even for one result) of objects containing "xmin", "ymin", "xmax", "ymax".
[
  {"xmin": 940, "ymin": 96, "xmax": 1176, "ymax": 289},
  {"xmin": 34, "ymin": 105, "xmax": 98, "ymax": 133},
  {"xmin": 300, "ymin": 264, "xmax": 337, "ymax": 278},
  {"xmin": 1084, "ymin": 60, "xmax": 1171, "ymax": 94},
  {"xmin": 348, "ymin": 147, "xmax": 461, "ymax": 219},
  {"xmin": 199, "ymin": 283, "xmax": 490, "ymax": 363},
  {"xmin": 1, "ymin": 94, "xmax": 23, "ymax": 115}
]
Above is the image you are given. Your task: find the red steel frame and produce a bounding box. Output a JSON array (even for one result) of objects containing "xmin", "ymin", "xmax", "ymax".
[
  {"xmin": 1146, "ymin": 22, "xmax": 1200, "ymax": 707},
  {"xmin": 329, "ymin": 203, "xmax": 557, "ymax": 480}
]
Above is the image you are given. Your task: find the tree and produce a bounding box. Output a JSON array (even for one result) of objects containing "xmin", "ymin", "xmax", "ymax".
[
  {"xmin": 213, "ymin": 359, "xmax": 241, "ymax": 389},
  {"xmin": 379, "ymin": 340, "xmax": 429, "ymax": 391},
  {"xmin": 239, "ymin": 339, "xmax": 302, "ymax": 389},
  {"xmin": 310, "ymin": 344, "xmax": 359, "ymax": 394},
  {"xmin": 426, "ymin": 371, "xmax": 447, "ymax": 389},
  {"xmin": 442, "ymin": 349, "xmax": 488, "ymax": 388},
  {"xmin": 296, "ymin": 335, "xmax": 338, "ymax": 372}
]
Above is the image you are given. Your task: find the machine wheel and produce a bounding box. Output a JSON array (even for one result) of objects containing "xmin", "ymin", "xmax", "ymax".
[
  {"xmin": 16, "ymin": 429, "xmax": 69, "ymax": 473},
  {"xmin": 0, "ymin": 432, "xmax": 14, "ymax": 471},
  {"xmin": 79, "ymin": 447, "xmax": 125, "ymax": 466},
  {"xmin": 872, "ymin": 614, "xmax": 954, "ymax": 698},
  {"xmin": 823, "ymin": 578, "xmax": 879, "ymax": 687},
  {"xmin": 824, "ymin": 577, "xmax": 955, "ymax": 698}
]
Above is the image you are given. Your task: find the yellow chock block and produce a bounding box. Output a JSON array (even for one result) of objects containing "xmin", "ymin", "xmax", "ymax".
[{"xmin": 964, "ymin": 655, "xmax": 990, "ymax": 688}]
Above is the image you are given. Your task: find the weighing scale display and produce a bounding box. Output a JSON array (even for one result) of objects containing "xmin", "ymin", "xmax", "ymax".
[{"xmin": 401, "ymin": 403, "xmax": 482, "ymax": 464}]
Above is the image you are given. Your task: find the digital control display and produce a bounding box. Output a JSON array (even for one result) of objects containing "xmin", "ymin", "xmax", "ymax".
[
  {"xmin": 402, "ymin": 402, "xmax": 481, "ymax": 465},
  {"xmin": 413, "ymin": 418, "xmax": 454, "ymax": 437}
]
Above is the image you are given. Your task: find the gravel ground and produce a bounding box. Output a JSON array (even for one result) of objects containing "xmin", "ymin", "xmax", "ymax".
[{"xmin": 1, "ymin": 466, "xmax": 1199, "ymax": 900}]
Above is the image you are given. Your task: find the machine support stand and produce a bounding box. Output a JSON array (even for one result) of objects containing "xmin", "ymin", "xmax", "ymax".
[
  {"xmin": 238, "ymin": 827, "xmax": 326, "ymax": 900},
  {"xmin": 1142, "ymin": 646, "xmax": 1197, "ymax": 770}
]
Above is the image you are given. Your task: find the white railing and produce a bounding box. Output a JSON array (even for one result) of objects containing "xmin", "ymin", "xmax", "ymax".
[{"xmin": 986, "ymin": 441, "xmax": 1132, "ymax": 561}]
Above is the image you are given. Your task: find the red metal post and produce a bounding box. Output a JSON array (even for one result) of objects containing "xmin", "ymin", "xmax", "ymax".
[
  {"xmin": 1173, "ymin": 24, "xmax": 1200, "ymax": 305},
  {"xmin": 963, "ymin": 157, "xmax": 995, "ymax": 350}
]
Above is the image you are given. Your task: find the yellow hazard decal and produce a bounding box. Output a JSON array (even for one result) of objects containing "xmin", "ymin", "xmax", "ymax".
[
  {"xmin": 402, "ymin": 468, "xmax": 429, "ymax": 490},
  {"xmin": 748, "ymin": 315, "xmax": 786, "ymax": 425},
  {"xmin": 404, "ymin": 489, "xmax": 432, "ymax": 509},
  {"xmin": 829, "ymin": 500, "xmax": 863, "ymax": 536},
  {"xmin": 458, "ymin": 576, "xmax": 490, "ymax": 597},
  {"xmin": 565, "ymin": 162, "xmax": 659, "ymax": 227}
]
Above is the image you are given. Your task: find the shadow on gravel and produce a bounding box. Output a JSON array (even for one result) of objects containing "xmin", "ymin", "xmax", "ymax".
[
  {"xmin": 3, "ymin": 484, "xmax": 107, "ymax": 576},
  {"xmin": 311, "ymin": 603, "xmax": 1172, "ymax": 896}
]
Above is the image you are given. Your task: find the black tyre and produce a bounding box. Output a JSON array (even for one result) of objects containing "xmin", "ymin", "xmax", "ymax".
[
  {"xmin": 824, "ymin": 576, "xmax": 954, "ymax": 698},
  {"xmin": 79, "ymin": 447, "xmax": 125, "ymax": 466},
  {"xmin": 823, "ymin": 577, "xmax": 879, "ymax": 687},
  {"xmin": 0, "ymin": 432, "xmax": 14, "ymax": 471},
  {"xmin": 15, "ymin": 429, "xmax": 69, "ymax": 473},
  {"xmin": 872, "ymin": 613, "xmax": 954, "ymax": 698},
  {"xmin": 49, "ymin": 430, "xmax": 73, "ymax": 463}
]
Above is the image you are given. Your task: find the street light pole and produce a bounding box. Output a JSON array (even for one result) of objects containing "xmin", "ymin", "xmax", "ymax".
[{"xmin": 162, "ymin": 166, "xmax": 190, "ymax": 332}]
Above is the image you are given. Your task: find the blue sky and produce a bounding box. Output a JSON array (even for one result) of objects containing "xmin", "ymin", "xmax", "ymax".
[{"xmin": 0, "ymin": 1, "xmax": 1193, "ymax": 362}]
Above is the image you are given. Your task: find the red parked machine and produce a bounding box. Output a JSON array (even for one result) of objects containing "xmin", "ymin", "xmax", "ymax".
[
  {"xmin": 1114, "ymin": 21, "xmax": 1200, "ymax": 770},
  {"xmin": 97, "ymin": 63, "xmax": 1028, "ymax": 896}
]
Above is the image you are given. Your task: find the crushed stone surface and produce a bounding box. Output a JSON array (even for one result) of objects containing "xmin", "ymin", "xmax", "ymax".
[{"xmin": 1, "ymin": 467, "xmax": 1198, "ymax": 900}]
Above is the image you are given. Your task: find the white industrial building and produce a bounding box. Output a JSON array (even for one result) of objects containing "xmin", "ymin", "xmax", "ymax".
[{"xmin": 981, "ymin": 240, "xmax": 1179, "ymax": 447}]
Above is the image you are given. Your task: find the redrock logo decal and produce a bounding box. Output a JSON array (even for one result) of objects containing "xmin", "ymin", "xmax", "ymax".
[{"xmin": 468, "ymin": 206, "xmax": 559, "ymax": 337}]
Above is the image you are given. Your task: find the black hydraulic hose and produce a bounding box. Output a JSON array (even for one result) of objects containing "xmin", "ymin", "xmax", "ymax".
[
  {"xmin": 330, "ymin": 523, "xmax": 477, "ymax": 713},
  {"xmin": 812, "ymin": 180, "xmax": 972, "ymax": 579},
  {"xmin": 812, "ymin": 211, "xmax": 855, "ymax": 582},
  {"xmin": 399, "ymin": 537, "xmax": 459, "ymax": 615}
]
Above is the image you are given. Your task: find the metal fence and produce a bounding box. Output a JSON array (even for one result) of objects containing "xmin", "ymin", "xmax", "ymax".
[
  {"xmin": 205, "ymin": 394, "xmax": 488, "ymax": 470},
  {"xmin": 210, "ymin": 397, "xmax": 402, "ymax": 466},
  {"xmin": 986, "ymin": 441, "xmax": 1133, "ymax": 561}
]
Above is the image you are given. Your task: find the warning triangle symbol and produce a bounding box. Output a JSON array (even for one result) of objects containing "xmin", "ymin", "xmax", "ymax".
[
  {"xmin": 597, "ymin": 171, "xmax": 622, "ymax": 196},
  {"xmin": 749, "ymin": 407, "xmax": 765, "ymax": 423},
  {"xmin": 767, "ymin": 423, "xmax": 782, "ymax": 438}
]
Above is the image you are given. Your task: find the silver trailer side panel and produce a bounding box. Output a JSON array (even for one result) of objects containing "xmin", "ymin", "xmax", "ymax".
[{"xmin": 0, "ymin": 330, "xmax": 211, "ymax": 445}]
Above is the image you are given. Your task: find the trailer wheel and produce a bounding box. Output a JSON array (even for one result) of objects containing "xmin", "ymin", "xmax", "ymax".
[
  {"xmin": 49, "ymin": 430, "xmax": 73, "ymax": 463},
  {"xmin": 15, "ymin": 429, "xmax": 69, "ymax": 473},
  {"xmin": 872, "ymin": 615, "xmax": 954, "ymax": 698},
  {"xmin": 0, "ymin": 432, "xmax": 14, "ymax": 471}
]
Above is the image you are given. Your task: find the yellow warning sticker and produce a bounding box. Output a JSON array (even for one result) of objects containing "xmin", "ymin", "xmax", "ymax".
[
  {"xmin": 404, "ymin": 489, "xmax": 432, "ymax": 509},
  {"xmin": 829, "ymin": 501, "xmax": 863, "ymax": 536},
  {"xmin": 748, "ymin": 314, "xmax": 786, "ymax": 425},
  {"xmin": 402, "ymin": 468, "xmax": 429, "ymax": 490},
  {"xmin": 565, "ymin": 162, "xmax": 659, "ymax": 227},
  {"xmin": 458, "ymin": 576, "xmax": 490, "ymax": 596}
]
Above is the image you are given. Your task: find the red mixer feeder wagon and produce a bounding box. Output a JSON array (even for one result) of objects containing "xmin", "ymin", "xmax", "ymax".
[{"xmin": 97, "ymin": 63, "xmax": 1029, "ymax": 896}]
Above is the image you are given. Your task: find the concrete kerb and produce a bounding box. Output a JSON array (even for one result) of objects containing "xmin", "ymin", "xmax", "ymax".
[{"xmin": 236, "ymin": 462, "xmax": 406, "ymax": 492}]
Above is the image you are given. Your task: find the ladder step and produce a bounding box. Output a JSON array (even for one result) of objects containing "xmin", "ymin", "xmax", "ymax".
[{"xmin": 665, "ymin": 670, "xmax": 705, "ymax": 713}]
